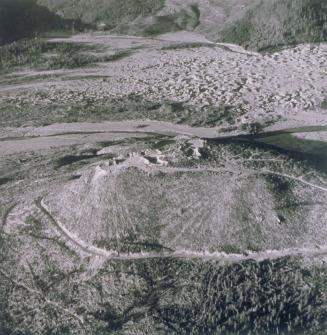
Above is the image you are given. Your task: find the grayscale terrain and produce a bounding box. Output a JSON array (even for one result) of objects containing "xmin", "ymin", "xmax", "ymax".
[{"xmin": 0, "ymin": 1, "xmax": 327, "ymax": 334}]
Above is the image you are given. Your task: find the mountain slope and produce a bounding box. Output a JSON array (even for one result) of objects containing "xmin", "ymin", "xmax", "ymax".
[
  {"xmin": 36, "ymin": 0, "xmax": 327, "ymax": 49},
  {"xmin": 36, "ymin": 0, "xmax": 255, "ymax": 36}
]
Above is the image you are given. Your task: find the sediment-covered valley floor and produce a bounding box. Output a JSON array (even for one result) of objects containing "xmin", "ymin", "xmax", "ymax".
[{"xmin": 1, "ymin": 32, "xmax": 327, "ymax": 334}]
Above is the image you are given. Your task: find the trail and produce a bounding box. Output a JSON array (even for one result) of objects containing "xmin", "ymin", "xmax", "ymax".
[
  {"xmin": 148, "ymin": 165, "xmax": 327, "ymax": 193},
  {"xmin": 35, "ymin": 198, "xmax": 111, "ymax": 257}
]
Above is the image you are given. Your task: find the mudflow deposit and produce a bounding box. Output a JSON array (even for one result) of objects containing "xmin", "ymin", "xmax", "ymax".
[{"xmin": 1, "ymin": 0, "xmax": 327, "ymax": 334}]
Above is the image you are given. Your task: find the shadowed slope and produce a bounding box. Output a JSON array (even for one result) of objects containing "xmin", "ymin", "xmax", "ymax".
[{"xmin": 0, "ymin": 0, "xmax": 87, "ymax": 44}]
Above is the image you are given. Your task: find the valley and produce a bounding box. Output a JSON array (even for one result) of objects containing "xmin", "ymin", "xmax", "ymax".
[{"xmin": 0, "ymin": 9, "xmax": 326, "ymax": 334}]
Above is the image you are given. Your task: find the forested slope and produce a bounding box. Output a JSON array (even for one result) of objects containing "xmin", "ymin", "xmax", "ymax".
[
  {"xmin": 1, "ymin": 0, "xmax": 327, "ymax": 48},
  {"xmin": 221, "ymin": 0, "xmax": 327, "ymax": 50}
]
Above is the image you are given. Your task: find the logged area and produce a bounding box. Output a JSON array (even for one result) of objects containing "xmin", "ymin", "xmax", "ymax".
[{"xmin": 0, "ymin": 1, "xmax": 327, "ymax": 334}]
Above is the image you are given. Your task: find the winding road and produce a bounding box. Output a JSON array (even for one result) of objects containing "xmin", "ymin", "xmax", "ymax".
[{"xmin": 31, "ymin": 179, "xmax": 327, "ymax": 263}]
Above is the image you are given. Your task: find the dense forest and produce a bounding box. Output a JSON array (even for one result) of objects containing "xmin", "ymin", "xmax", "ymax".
[{"xmin": 222, "ymin": 0, "xmax": 327, "ymax": 50}]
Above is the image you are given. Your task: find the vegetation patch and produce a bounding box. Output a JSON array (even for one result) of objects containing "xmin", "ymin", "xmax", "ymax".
[
  {"xmin": 161, "ymin": 42, "xmax": 216, "ymax": 50},
  {"xmin": 322, "ymin": 97, "xmax": 327, "ymax": 109},
  {"xmin": 0, "ymin": 39, "xmax": 90, "ymax": 71},
  {"xmin": 0, "ymin": 39, "xmax": 134, "ymax": 72},
  {"xmin": 0, "ymin": 176, "xmax": 13, "ymax": 186},
  {"xmin": 55, "ymin": 154, "xmax": 97, "ymax": 169},
  {"xmin": 101, "ymin": 50, "xmax": 134, "ymax": 62}
]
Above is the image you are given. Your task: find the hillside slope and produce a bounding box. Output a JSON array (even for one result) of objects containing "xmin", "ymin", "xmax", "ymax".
[
  {"xmin": 36, "ymin": 0, "xmax": 327, "ymax": 49},
  {"xmin": 36, "ymin": 0, "xmax": 255, "ymax": 36},
  {"xmin": 37, "ymin": 0, "xmax": 166, "ymax": 29}
]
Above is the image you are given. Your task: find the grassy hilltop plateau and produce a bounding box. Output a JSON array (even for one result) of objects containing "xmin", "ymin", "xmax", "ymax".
[{"xmin": 0, "ymin": 0, "xmax": 327, "ymax": 334}]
